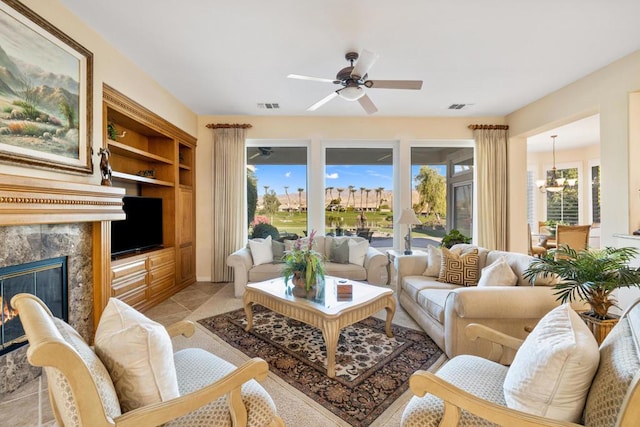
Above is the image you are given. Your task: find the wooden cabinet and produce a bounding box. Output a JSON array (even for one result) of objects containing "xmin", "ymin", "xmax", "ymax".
[{"xmin": 102, "ymin": 84, "xmax": 196, "ymax": 313}]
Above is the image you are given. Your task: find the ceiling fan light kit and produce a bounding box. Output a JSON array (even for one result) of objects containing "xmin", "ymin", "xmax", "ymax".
[{"xmin": 287, "ymin": 49, "xmax": 423, "ymax": 114}]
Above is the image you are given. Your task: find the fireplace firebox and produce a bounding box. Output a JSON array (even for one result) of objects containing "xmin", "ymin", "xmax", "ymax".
[{"xmin": 0, "ymin": 257, "xmax": 68, "ymax": 356}]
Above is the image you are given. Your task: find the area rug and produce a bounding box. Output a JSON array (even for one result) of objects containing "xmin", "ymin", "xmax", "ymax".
[{"xmin": 198, "ymin": 305, "xmax": 442, "ymax": 427}]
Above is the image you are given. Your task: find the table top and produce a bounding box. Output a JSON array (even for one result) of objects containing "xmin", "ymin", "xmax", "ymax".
[{"xmin": 246, "ymin": 276, "xmax": 393, "ymax": 315}]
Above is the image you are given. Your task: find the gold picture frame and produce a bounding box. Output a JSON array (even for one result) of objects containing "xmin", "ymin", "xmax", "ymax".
[{"xmin": 0, "ymin": 0, "xmax": 93, "ymax": 174}]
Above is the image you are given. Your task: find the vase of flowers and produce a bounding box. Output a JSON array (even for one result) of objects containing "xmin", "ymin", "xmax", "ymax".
[{"xmin": 282, "ymin": 230, "xmax": 325, "ymax": 298}]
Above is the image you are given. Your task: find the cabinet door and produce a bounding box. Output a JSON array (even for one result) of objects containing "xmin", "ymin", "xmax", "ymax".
[
  {"xmin": 179, "ymin": 244, "xmax": 195, "ymax": 285},
  {"xmin": 178, "ymin": 187, "xmax": 194, "ymax": 245}
]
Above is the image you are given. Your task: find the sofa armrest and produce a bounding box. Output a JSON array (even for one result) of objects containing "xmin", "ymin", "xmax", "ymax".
[
  {"xmin": 444, "ymin": 286, "xmax": 561, "ymax": 363},
  {"xmin": 465, "ymin": 323, "xmax": 524, "ymax": 363},
  {"xmin": 395, "ymin": 253, "xmax": 428, "ymax": 287},
  {"xmin": 227, "ymin": 247, "xmax": 253, "ymax": 298},
  {"xmin": 363, "ymin": 247, "xmax": 389, "ymax": 285}
]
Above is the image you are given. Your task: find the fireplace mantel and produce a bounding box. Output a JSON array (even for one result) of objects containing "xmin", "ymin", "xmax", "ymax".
[{"xmin": 0, "ymin": 173, "xmax": 125, "ymax": 225}]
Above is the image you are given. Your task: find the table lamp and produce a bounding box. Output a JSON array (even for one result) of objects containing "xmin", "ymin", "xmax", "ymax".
[{"xmin": 397, "ymin": 208, "xmax": 421, "ymax": 255}]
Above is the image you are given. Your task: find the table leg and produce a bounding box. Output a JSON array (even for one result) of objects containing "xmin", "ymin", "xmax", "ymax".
[
  {"xmin": 384, "ymin": 296, "xmax": 396, "ymax": 338},
  {"xmin": 322, "ymin": 320, "xmax": 340, "ymax": 378},
  {"xmin": 243, "ymin": 293, "xmax": 254, "ymax": 332}
]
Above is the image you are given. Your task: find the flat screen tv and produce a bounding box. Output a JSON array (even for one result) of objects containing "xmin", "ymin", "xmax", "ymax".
[{"xmin": 111, "ymin": 196, "xmax": 163, "ymax": 258}]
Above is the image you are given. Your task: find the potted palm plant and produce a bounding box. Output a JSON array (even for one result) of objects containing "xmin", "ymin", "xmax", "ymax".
[{"xmin": 523, "ymin": 246, "xmax": 640, "ymax": 320}]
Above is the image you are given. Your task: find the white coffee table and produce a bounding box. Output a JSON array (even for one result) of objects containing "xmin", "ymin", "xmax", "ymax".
[{"xmin": 243, "ymin": 276, "xmax": 396, "ymax": 378}]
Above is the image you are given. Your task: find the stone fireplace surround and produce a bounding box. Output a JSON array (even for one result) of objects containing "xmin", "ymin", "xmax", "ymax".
[{"xmin": 0, "ymin": 173, "xmax": 124, "ymax": 395}]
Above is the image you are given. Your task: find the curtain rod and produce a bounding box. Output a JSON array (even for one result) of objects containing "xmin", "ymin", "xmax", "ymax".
[
  {"xmin": 206, "ymin": 123, "xmax": 253, "ymax": 129},
  {"xmin": 468, "ymin": 124, "xmax": 509, "ymax": 130}
]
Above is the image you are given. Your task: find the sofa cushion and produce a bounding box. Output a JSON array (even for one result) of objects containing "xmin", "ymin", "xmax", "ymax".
[
  {"xmin": 248, "ymin": 236, "xmax": 273, "ymax": 266},
  {"xmin": 422, "ymin": 245, "xmax": 442, "ymax": 277},
  {"xmin": 438, "ymin": 247, "xmax": 480, "ymax": 286},
  {"xmin": 286, "ymin": 235, "xmax": 325, "ymax": 256},
  {"xmin": 417, "ymin": 289, "xmax": 452, "ymax": 324},
  {"xmin": 348, "ymin": 238, "xmax": 369, "ymax": 266},
  {"xmin": 504, "ymin": 303, "xmax": 600, "ymax": 422},
  {"xmin": 95, "ymin": 298, "xmax": 180, "ymax": 412},
  {"xmin": 272, "ymin": 240, "xmax": 285, "ymax": 263},
  {"xmin": 249, "ymin": 263, "xmax": 285, "ymax": 282},
  {"xmin": 329, "ymin": 238, "xmax": 350, "ymax": 264},
  {"xmin": 402, "ymin": 276, "xmax": 459, "ymax": 302},
  {"xmin": 324, "ymin": 262, "xmax": 367, "ymax": 281},
  {"xmin": 478, "ymin": 256, "xmax": 518, "ymax": 287},
  {"xmin": 451, "ymin": 244, "xmax": 490, "ymax": 269}
]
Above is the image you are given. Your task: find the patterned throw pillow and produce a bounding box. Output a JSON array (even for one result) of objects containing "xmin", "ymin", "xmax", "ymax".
[{"xmin": 437, "ymin": 247, "xmax": 479, "ymax": 286}]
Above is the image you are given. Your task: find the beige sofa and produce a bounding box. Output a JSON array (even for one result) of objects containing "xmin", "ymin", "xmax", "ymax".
[
  {"xmin": 396, "ymin": 244, "xmax": 568, "ymax": 364},
  {"xmin": 227, "ymin": 235, "xmax": 389, "ymax": 297}
]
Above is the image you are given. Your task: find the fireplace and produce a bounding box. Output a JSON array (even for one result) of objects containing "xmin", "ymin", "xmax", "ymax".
[{"xmin": 0, "ymin": 257, "xmax": 68, "ymax": 356}]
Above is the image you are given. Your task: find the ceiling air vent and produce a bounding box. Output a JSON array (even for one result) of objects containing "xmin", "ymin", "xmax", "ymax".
[
  {"xmin": 448, "ymin": 104, "xmax": 467, "ymax": 110},
  {"xmin": 257, "ymin": 103, "xmax": 280, "ymax": 109}
]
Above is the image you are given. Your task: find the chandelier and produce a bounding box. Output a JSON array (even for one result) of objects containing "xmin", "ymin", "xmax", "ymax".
[{"xmin": 536, "ymin": 135, "xmax": 576, "ymax": 193}]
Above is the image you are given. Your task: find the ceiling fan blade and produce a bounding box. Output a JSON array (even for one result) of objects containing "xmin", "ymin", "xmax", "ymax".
[
  {"xmin": 365, "ymin": 80, "xmax": 423, "ymax": 90},
  {"xmin": 358, "ymin": 94, "xmax": 378, "ymax": 115},
  {"xmin": 307, "ymin": 92, "xmax": 339, "ymax": 111},
  {"xmin": 287, "ymin": 74, "xmax": 338, "ymax": 84},
  {"xmin": 351, "ymin": 49, "xmax": 379, "ymax": 79},
  {"xmin": 248, "ymin": 152, "xmax": 261, "ymax": 160}
]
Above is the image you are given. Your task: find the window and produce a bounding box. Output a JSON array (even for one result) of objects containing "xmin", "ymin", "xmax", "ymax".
[
  {"xmin": 546, "ymin": 167, "xmax": 579, "ymax": 224},
  {"xmin": 591, "ymin": 165, "xmax": 601, "ymax": 224},
  {"xmin": 411, "ymin": 146, "xmax": 474, "ymax": 245},
  {"xmin": 324, "ymin": 147, "xmax": 393, "ymax": 246},
  {"xmin": 246, "ymin": 146, "xmax": 307, "ymax": 238}
]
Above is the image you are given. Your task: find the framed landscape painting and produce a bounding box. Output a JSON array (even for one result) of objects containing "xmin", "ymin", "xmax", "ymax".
[{"xmin": 0, "ymin": 0, "xmax": 93, "ymax": 174}]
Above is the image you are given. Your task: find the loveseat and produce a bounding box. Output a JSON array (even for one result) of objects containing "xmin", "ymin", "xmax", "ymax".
[
  {"xmin": 227, "ymin": 235, "xmax": 389, "ymax": 297},
  {"xmin": 396, "ymin": 244, "xmax": 571, "ymax": 364}
]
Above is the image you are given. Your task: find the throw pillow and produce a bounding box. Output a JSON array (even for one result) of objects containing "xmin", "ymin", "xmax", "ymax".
[
  {"xmin": 422, "ymin": 245, "xmax": 442, "ymax": 277},
  {"xmin": 95, "ymin": 298, "xmax": 180, "ymax": 412},
  {"xmin": 437, "ymin": 247, "xmax": 479, "ymax": 286},
  {"xmin": 348, "ymin": 238, "xmax": 369, "ymax": 266},
  {"xmin": 329, "ymin": 238, "xmax": 350, "ymax": 264},
  {"xmin": 272, "ymin": 240, "xmax": 285, "ymax": 263},
  {"xmin": 503, "ymin": 304, "xmax": 600, "ymax": 422},
  {"xmin": 248, "ymin": 235, "xmax": 273, "ymax": 265},
  {"xmin": 477, "ymin": 256, "xmax": 518, "ymax": 287}
]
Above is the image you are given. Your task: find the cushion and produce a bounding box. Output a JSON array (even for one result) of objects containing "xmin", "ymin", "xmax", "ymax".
[
  {"xmin": 348, "ymin": 238, "xmax": 369, "ymax": 266},
  {"xmin": 477, "ymin": 256, "xmax": 518, "ymax": 287},
  {"xmin": 248, "ymin": 235, "xmax": 274, "ymax": 266},
  {"xmin": 422, "ymin": 245, "xmax": 442, "ymax": 277},
  {"xmin": 503, "ymin": 304, "xmax": 600, "ymax": 422},
  {"xmin": 271, "ymin": 240, "xmax": 285, "ymax": 263},
  {"xmin": 329, "ymin": 238, "xmax": 350, "ymax": 264},
  {"xmin": 95, "ymin": 298, "xmax": 180, "ymax": 412},
  {"xmin": 437, "ymin": 247, "xmax": 479, "ymax": 286}
]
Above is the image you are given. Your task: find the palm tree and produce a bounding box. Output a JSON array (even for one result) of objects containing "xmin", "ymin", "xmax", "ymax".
[
  {"xmin": 375, "ymin": 187, "xmax": 384, "ymax": 210},
  {"xmin": 364, "ymin": 188, "xmax": 372, "ymax": 212},
  {"xmin": 297, "ymin": 187, "xmax": 304, "ymax": 212},
  {"xmin": 263, "ymin": 185, "xmax": 269, "ymax": 206},
  {"xmin": 347, "ymin": 185, "xmax": 355, "ymax": 208},
  {"xmin": 284, "ymin": 186, "xmax": 291, "ymax": 212},
  {"xmin": 336, "ymin": 188, "xmax": 345, "ymax": 208},
  {"xmin": 359, "ymin": 187, "xmax": 366, "ymax": 213}
]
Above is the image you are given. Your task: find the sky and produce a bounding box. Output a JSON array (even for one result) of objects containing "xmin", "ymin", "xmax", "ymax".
[{"xmin": 250, "ymin": 164, "xmax": 446, "ymax": 196}]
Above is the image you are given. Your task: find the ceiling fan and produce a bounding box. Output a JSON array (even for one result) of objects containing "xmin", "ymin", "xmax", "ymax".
[
  {"xmin": 287, "ymin": 49, "xmax": 423, "ymax": 115},
  {"xmin": 248, "ymin": 147, "xmax": 273, "ymax": 160}
]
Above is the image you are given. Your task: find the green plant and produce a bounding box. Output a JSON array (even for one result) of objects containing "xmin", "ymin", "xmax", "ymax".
[
  {"xmin": 440, "ymin": 229, "xmax": 471, "ymax": 249},
  {"xmin": 281, "ymin": 230, "xmax": 325, "ymax": 291},
  {"xmin": 251, "ymin": 222, "xmax": 279, "ymax": 240},
  {"xmin": 523, "ymin": 246, "xmax": 640, "ymax": 319}
]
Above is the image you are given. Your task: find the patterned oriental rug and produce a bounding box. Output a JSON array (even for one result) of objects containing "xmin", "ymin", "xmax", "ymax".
[{"xmin": 198, "ymin": 306, "xmax": 443, "ymax": 426}]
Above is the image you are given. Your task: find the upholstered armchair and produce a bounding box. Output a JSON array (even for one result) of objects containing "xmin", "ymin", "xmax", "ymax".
[
  {"xmin": 401, "ymin": 300, "xmax": 640, "ymax": 426},
  {"xmin": 13, "ymin": 293, "xmax": 285, "ymax": 427}
]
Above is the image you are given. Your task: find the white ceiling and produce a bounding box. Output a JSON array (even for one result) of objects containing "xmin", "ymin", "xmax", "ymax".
[
  {"xmin": 58, "ymin": 0, "xmax": 640, "ymax": 120},
  {"xmin": 526, "ymin": 114, "xmax": 600, "ymax": 152}
]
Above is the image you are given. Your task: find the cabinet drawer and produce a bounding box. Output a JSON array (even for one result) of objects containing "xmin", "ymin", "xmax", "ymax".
[
  {"xmin": 119, "ymin": 287, "xmax": 147, "ymax": 308},
  {"xmin": 112, "ymin": 272, "xmax": 147, "ymax": 297},
  {"xmin": 112, "ymin": 259, "xmax": 146, "ymax": 281},
  {"xmin": 149, "ymin": 263, "xmax": 175, "ymax": 284},
  {"xmin": 149, "ymin": 249, "xmax": 175, "ymax": 269},
  {"xmin": 150, "ymin": 275, "xmax": 175, "ymax": 294}
]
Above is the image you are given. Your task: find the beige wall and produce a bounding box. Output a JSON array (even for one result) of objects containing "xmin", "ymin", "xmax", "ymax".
[
  {"xmin": 4, "ymin": 0, "xmax": 197, "ymax": 184},
  {"xmin": 507, "ymin": 49, "xmax": 640, "ymax": 254},
  {"xmin": 195, "ymin": 116, "xmax": 503, "ymax": 281}
]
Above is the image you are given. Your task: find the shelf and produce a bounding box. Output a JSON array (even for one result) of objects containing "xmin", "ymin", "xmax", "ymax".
[
  {"xmin": 179, "ymin": 163, "xmax": 191, "ymax": 171},
  {"xmin": 108, "ymin": 140, "xmax": 173, "ymax": 165},
  {"xmin": 111, "ymin": 171, "xmax": 175, "ymax": 187}
]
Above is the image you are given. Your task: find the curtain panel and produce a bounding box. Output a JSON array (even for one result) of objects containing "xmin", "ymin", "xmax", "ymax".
[
  {"xmin": 208, "ymin": 123, "xmax": 251, "ymax": 282},
  {"xmin": 470, "ymin": 124, "xmax": 509, "ymax": 251}
]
